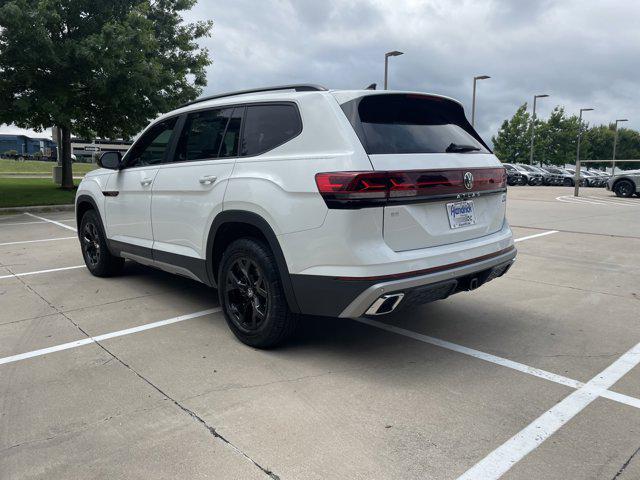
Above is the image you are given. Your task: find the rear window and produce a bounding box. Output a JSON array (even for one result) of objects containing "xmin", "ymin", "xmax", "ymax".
[
  {"xmin": 341, "ymin": 94, "xmax": 489, "ymax": 155},
  {"xmin": 241, "ymin": 104, "xmax": 302, "ymax": 156}
]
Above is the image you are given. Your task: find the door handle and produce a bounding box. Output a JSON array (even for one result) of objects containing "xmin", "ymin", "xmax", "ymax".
[
  {"xmin": 140, "ymin": 178, "xmax": 153, "ymax": 187},
  {"xmin": 199, "ymin": 175, "xmax": 217, "ymax": 185}
]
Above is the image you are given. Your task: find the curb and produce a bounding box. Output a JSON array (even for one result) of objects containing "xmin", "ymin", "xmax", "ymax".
[{"xmin": 0, "ymin": 204, "xmax": 74, "ymax": 215}]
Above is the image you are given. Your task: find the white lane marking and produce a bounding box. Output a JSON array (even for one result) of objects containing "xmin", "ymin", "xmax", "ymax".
[
  {"xmin": 25, "ymin": 212, "xmax": 77, "ymax": 232},
  {"xmin": 0, "ymin": 265, "xmax": 85, "ymax": 280},
  {"xmin": 354, "ymin": 317, "xmax": 640, "ymax": 410},
  {"xmin": 514, "ymin": 230, "xmax": 559, "ymax": 243},
  {"xmin": 0, "ymin": 236, "xmax": 77, "ymax": 246},
  {"xmin": 0, "ymin": 218, "xmax": 75, "ymax": 227},
  {"xmin": 457, "ymin": 341, "xmax": 640, "ymax": 480},
  {"xmin": 0, "ymin": 308, "xmax": 221, "ymax": 366},
  {"xmin": 584, "ymin": 196, "xmax": 640, "ymax": 206},
  {"xmin": 556, "ymin": 195, "xmax": 639, "ymax": 206}
]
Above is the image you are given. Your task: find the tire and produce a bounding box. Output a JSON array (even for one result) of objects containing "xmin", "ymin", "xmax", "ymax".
[
  {"xmin": 563, "ymin": 178, "xmax": 573, "ymax": 187},
  {"xmin": 79, "ymin": 209, "xmax": 125, "ymax": 277},
  {"xmin": 613, "ymin": 180, "xmax": 635, "ymax": 198},
  {"xmin": 527, "ymin": 177, "xmax": 537, "ymax": 186},
  {"xmin": 218, "ymin": 238, "xmax": 299, "ymax": 349}
]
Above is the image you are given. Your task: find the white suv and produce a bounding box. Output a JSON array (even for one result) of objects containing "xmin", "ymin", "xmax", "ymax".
[{"xmin": 76, "ymin": 84, "xmax": 516, "ymax": 348}]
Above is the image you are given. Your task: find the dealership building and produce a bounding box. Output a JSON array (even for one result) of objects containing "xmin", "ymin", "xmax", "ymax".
[
  {"xmin": 0, "ymin": 134, "xmax": 132, "ymax": 162},
  {"xmin": 0, "ymin": 134, "xmax": 57, "ymax": 159}
]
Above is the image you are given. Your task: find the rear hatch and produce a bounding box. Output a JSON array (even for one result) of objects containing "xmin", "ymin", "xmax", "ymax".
[{"xmin": 339, "ymin": 93, "xmax": 506, "ymax": 251}]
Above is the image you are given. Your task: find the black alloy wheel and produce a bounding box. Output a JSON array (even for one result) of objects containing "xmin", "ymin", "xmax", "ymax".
[
  {"xmin": 224, "ymin": 257, "xmax": 270, "ymax": 333},
  {"xmin": 79, "ymin": 209, "xmax": 124, "ymax": 277},
  {"xmin": 614, "ymin": 180, "xmax": 635, "ymax": 198},
  {"xmin": 82, "ymin": 221, "xmax": 101, "ymax": 268}
]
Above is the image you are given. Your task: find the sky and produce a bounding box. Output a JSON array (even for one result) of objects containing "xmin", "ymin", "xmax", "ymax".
[{"xmin": 3, "ymin": 0, "xmax": 639, "ymax": 145}]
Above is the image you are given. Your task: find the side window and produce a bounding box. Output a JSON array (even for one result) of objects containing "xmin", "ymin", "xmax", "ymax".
[
  {"xmin": 174, "ymin": 108, "xmax": 233, "ymax": 162},
  {"xmin": 241, "ymin": 104, "xmax": 301, "ymax": 156},
  {"xmin": 125, "ymin": 118, "xmax": 177, "ymax": 168},
  {"xmin": 219, "ymin": 107, "xmax": 244, "ymax": 158}
]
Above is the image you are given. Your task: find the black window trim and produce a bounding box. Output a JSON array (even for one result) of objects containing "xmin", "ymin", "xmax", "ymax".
[{"xmin": 121, "ymin": 100, "xmax": 302, "ymax": 169}]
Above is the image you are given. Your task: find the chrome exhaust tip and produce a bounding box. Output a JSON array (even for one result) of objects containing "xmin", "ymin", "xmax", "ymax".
[{"xmin": 365, "ymin": 293, "xmax": 404, "ymax": 316}]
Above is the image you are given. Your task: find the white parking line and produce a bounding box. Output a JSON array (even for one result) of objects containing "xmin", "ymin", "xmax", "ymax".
[
  {"xmin": 514, "ymin": 230, "xmax": 559, "ymax": 243},
  {"xmin": 0, "ymin": 265, "xmax": 85, "ymax": 280},
  {"xmin": 0, "ymin": 236, "xmax": 77, "ymax": 246},
  {"xmin": 0, "ymin": 218, "xmax": 75, "ymax": 227},
  {"xmin": 457, "ymin": 341, "xmax": 640, "ymax": 480},
  {"xmin": 25, "ymin": 212, "xmax": 77, "ymax": 232},
  {"xmin": 354, "ymin": 317, "xmax": 640, "ymax": 410},
  {"xmin": 0, "ymin": 308, "xmax": 221, "ymax": 366}
]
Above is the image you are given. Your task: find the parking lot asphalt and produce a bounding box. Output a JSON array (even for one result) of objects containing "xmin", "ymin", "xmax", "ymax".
[{"xmin": 1, "ymin": 186, "xmax": 639, "ymax": 480}]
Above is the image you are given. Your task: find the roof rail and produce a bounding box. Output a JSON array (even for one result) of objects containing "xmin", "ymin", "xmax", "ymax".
[{"xmin": 178, "ymin": 84, "xmax": 328, "ymax": 108}]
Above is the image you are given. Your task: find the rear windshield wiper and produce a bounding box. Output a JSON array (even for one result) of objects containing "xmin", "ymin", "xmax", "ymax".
[{"xmin": 445, "ymin": 143, "xmax": 481, "ymax": 153}]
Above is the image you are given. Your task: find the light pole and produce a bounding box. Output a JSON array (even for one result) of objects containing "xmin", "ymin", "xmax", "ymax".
[
  {"xmin": 471, "ymin": 75, "xmax": 490, "ymax": 127},
  {"xmin": 529, "ymin": 94, "xmax": 550, "ymax": 165},
  {"xmin": 384, "ymin": 51, "xmax": 403, "ymax": 90},
  {"xmin": 574, "ymin": 108, "xmax": 594, "ymax": 197},
  {"xmin": 612, "ymin": 118, "xmax": 628, "ymax": 175}
]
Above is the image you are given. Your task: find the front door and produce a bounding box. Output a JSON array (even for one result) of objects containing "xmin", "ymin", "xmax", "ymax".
[{"xmin": 104, "ymin": 117, "xmax": 177, "ymax": 252}]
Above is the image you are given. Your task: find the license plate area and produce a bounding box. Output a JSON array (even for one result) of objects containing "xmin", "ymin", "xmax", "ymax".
[{"xmin": 446, "ymin": 200, "xmax": 476, "ymax": 229}]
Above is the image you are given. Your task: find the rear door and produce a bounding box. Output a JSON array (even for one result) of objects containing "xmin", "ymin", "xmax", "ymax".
[
  {"xmin": 339, "ymin": 93, "xmax": 507, "ymax": 251},
  {"xmin": 151, "ymin": 106, "xmax": 243, "ymax": 266}
]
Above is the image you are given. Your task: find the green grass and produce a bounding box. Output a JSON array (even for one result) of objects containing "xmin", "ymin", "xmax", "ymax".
[
  {"xmin": 0, "ymin": 177, "xmax": 78, "ymax": 208},
  {"xmin": 0, "ymin": 158, "xmax": 97, "ymax": 175}
]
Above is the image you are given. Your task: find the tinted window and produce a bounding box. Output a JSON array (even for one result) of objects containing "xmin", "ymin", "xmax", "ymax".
[
  {"xmin": 175, "ymin": 108, "xmax": 232, "ymax": 162},
  {"xmin": 341, "ymin": 94, "xmax": 489, "ymax": 155},
  {"xmin": 126, "ymin": 118, "xmax": 177, "ymax": 167},
  {"xmin": 241, "ymin": 104, "xmax": 301, "ymax": 156},
  {"xmin": 219, "ymin": 107, "xmax": 243, "ymax": 158}
]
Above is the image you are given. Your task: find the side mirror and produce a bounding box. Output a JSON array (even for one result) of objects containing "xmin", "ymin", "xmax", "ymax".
[{"xmin": 98, "ymin": 151, "xmax": 121, "ymax": 170}]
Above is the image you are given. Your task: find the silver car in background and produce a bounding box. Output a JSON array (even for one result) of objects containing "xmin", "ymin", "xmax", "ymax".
[{"xmin": 607, "ymin": 170, "xmax": 640, "ymax": 197}]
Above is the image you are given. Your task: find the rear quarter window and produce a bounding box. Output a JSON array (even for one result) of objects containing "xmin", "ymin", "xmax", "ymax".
[{"xmin": 241, "ymin": 104, "xmax": 302, "ymax": 156}]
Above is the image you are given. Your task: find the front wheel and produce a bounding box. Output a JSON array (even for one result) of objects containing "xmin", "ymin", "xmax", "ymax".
[
  {"xmin": 218, "ymin": 238, "xmax": 298, "ymax": 348},
  {"xmin": 80, "ymin": 209, "xmax": 124, "ymax": 277},
  {"xmin": 614, "ymin": 180, "xmax": 635, "ymax": 198}
]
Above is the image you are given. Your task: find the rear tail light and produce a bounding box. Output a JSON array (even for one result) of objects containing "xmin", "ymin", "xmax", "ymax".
[{"xmin": 315, "ymin": 168, "xmax": 506, "ymax": 209}]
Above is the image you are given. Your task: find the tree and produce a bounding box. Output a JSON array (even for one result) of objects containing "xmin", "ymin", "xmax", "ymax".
[
  {"xmin": 491, "ymin": 104, "xmax": 531, "ymax": 163},
  {"xmin": 533, "ymin": 107, "xmax": 582, "ymax": 166},
  {"xmin": 0, "ymin": 0, "xmax": 212, "ymax": 189}
]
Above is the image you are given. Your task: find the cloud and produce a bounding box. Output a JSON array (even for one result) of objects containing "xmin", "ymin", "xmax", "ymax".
[
  {"xmin": 186, "ymin": 0, "xmax": 640, "ymax": 144},
  {"xmin": 3, "ymin": 0, "xmax": 638, "ymax": 147}
]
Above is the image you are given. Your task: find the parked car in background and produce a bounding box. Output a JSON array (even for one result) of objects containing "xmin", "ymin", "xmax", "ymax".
[
  {"xmin": 512, "ymin": 164, "xmax": 543, "ymax": 185},
  {"xmin": 502, "ymin": 163, "xmax": 526, "ymax": 185},
  {"xmin": 527, "ymin": 165, "xmax": 562, "ymax": 185},
  {"xmin": 563, "ymin": 168, "xmax": 587, "ymax": 187},
  {"xmin": 565, "ymin": 168, "xmax": 600, "ymax": 187},
  {"xmin": 607, "ymin": 170, "xmax": 640, "ymax": 197},
  {"xmin": 538, "ymin": 166, "xmax": 566, "ymax": 185}
]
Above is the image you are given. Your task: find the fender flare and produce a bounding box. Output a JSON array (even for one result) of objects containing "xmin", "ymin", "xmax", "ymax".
[{"xmin": 206, "ymin": 210, "xmax": 301, "ymax": 313}]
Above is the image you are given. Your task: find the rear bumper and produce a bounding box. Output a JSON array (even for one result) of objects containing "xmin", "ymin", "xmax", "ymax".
[{"xmin": 290, "ymin": 246, "xmax": 516, "ymax": 318}]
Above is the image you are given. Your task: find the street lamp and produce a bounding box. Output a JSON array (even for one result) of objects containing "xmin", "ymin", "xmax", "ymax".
[
  {"xmin": 612, "ymin": 118, "xmax": 628, "ymax": 175},
  {"xmin": 471, "ymin": 75, "xmax": 490, "ymax": 127},
  {"xmin": 529, "ymin": 94, "xmax": 550, "ymax": 165},
  {"xmin": 574, "ymin": 108, "xmax": 594, "ymax": 197},
  {"xmin": 384, "ymin": 51, "xmax": 403, "ymax": 90}
]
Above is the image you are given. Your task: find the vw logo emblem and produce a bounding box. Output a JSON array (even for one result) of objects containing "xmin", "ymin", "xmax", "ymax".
[{"xmin": 464, "ymin": 172, "xmax": 474, "ymax": 190}]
